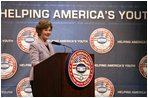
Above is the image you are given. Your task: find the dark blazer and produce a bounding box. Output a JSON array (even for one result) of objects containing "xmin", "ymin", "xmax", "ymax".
[{"xmin": 29, "ymin": 38, "xmax": 54, "ymax": 80}]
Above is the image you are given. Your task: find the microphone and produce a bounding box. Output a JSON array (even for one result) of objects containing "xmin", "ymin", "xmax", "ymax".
[
  {"xmin": 51, "ymin": 41, "xmax": 74, "ymax": 52},
  {"xmin": 51, "ymin": 41, "xmax": 62, "ymax": 45}
]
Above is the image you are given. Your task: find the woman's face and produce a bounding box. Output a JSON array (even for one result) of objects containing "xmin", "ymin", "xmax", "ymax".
[{"xmin": 40, "ymin": 27, "xmax": 52, "ymax": 41}]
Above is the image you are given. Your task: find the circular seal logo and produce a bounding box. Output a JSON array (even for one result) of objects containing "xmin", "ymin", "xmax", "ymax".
[
  {"xmin": 17, "ymin": 27, "xmax": 38, "ymax": 53},
  {"xmin": 95, "ymin": 77, "xmax": 114, "ymax": 97},
  {"xmin": 90, "ymin": 28, "xmax": 114, "ymax": 53},
  {"xmin": 1, "ymin": 53, "xmax": 17, "ymax": 79},
  {"xmin": 139, "ymin": 56, "xmax": 147, "ymax": 78},
  {"xmin": 67, "ymin": 50, "xmax": 94, "ymax": 87},
  {"xmin": 16, "ymin": 77, "xmax": 33, "ymax": 97}
]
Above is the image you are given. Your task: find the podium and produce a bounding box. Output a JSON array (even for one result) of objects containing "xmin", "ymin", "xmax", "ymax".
[{"xmin": 33, "ymin": 53, "xmax": 94, "ymax": 97}]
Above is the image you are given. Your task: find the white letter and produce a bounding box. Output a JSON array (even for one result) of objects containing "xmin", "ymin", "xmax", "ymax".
[
  {"xmin": 15, "ymin": 9, "xmax": 21, "ymax": 18},
  {"xmin": 97, "ymin": 11, "xmax": 104, "ymax": 19},
  {"xmin": 33, "ymin": 10, "xmax": 41, "ymax": 18},
  {"xmin": 108, "ymin": 11, "xmax": 115, "ymax": 19},
  {"xmin": 22, "ymin": 9, "xmax": 29, "ymax": 18},
  {"xmin": 126, "ymin": 11, "xmax": 133, "ymax": 20},
  {"xmin": 72, "ymin": 10, "xmax": 78, "ymax": 19},
  {"xmin": 61, "ymin": 10, "xmax": 71, "ymax": 18},
  {"xmin": 79, "ymin": 10, "xmax": 85, "ymax": 19},
  {"xmin": 42, "ymin": 10, "xmax": 49, "ymax": 18},
  {"xmin": 90, "ymin": 10, "xmax": 97, "ymax": 19},
  {"xmin": 53, "ymin": 10, "xmax": 61, "ymax": 18},
  {"xmin": 134, "ymin": 11, "xmax": 141, "ymax": 20},
  {"xmin": 29, "ymin": 10, "xmax": 32, "ymax": 18},
  {"xmin": 86, "ymin": 10, "xmax": 89, "ymax": 19},
  {"xmin": 8, "ymin": 9, "xmax": 14, "ymax": 18},
  {"xmin": 119, "ymin": 11, "xmax": 125, "ymax": 20},
  {"xmin": 1, "ymin": 9, "xmax": 7, "ymax": 18},
  {"xmin": 142, "ymin": 11, "xmax": 147, "ymax": 20}
]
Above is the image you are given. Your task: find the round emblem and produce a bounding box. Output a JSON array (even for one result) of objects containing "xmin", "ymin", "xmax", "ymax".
[
  {"xmin": 16, "ymin": 77, "xmax": 33, "ymax": 97},
  {"xmin": 1, "ymin": 53, "xmax": 17, "ymax": 79},
  {"xmin": 17, "ymin": 27, "xmax": 38, "ymax": 53},
  {"xmin": 139, "ymin": 56, "xmax": 147, "ymax": 78},
  {"xmin": 95, "ymin": 77, "xmax": 114, "ymax": 97},
  {"xmin": 90, "ymin": 28, "xmax": 114, "ymax": 53},
  {"xmin": 67, "ymin": 50, "xmax": 94, "ymax": 87}
]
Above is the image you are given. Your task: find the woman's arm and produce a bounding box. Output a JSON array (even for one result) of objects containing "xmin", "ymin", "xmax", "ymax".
[{"xmin": 29, "ymin": 43, "xmax": 40, "ymax": 67}]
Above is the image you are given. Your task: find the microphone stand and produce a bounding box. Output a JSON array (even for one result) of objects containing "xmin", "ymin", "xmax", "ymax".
[
  {"xmin": 51, "ymin": 41, "xmax": 74, "ymax": 52},
  {"xmin": 62, "ymin": 44, "xmax": 74, "ymax": 52},
  {"xmin": 63, "ymin": 45, "xmax": 66, "ymax": 53}
]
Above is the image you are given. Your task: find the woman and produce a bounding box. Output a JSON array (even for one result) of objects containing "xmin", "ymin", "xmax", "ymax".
[{"xmin": 29, "ymin": 20, "xmax": 54, "ymax": 96}]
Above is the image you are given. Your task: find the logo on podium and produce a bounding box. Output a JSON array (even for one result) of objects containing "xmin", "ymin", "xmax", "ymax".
[{"xmin": 67, "ymin": 50, "xmax": 94, "ymax": 87}]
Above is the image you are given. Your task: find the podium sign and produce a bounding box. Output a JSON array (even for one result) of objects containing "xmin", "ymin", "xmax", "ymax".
[{"xmin": 67, "ymin": 50, "xmax": 94, "ymax": 87}]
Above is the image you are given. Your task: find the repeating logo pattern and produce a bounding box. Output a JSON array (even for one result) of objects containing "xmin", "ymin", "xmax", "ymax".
[
  {"xmin": 95, "ymin": 77, "xmax": 114, "ymax": 97},
  {"xmin": 90, "ymin": 28, "xmax": 114, "ymax": 53},
  {"xmin": 17, "ymin": 27, "xmax": 38, "ymax": 53},
  {"xmin": 1, "ymin": 53, "xmax": 17, "ymax": 79},
  {"xmin": 16, "ymin": 77, "xmax": 33, "ymax": 97},
  {"xmin": 139, "ymin": 55, "xmax": 147, "ymax": 78},
  {"xmin": 67, "ymin": 50, "xmax": 94, "ymax": 87}
]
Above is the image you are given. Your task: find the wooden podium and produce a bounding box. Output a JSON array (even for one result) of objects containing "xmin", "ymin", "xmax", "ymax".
[{"xmin": 33, "ymin": 53, "xmax": 94, "ymax": 97}]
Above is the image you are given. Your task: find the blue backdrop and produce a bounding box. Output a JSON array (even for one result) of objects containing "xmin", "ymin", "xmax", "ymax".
[{"xmin": 1, "ymin": 1, "xmax": 147, "ymax": 97}]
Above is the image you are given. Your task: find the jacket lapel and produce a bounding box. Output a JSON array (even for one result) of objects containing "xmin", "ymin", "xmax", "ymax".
[{"xmin": 37, "ymin": 39, "xmax": 50, "ymax": 54}]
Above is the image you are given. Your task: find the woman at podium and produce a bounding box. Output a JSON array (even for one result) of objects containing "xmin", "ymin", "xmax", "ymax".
[{"xmin": 29, "ymin": 20, "xmax": 54, "ymax": 96}]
